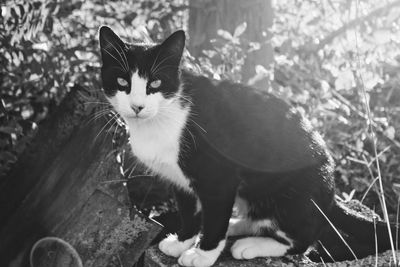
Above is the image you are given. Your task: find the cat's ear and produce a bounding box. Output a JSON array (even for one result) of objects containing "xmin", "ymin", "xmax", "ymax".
[
  {"xmin": 99, "ymin": 26, "xmax": 126, "ymax": 67},
  {"xmin": 159, "ymin": 30, "xmax": 186, "ymax": 64}
]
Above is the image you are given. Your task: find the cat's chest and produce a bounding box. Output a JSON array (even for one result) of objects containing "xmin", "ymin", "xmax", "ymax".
[
  {"xmin": 128, "ymin": 111, "xmax": 191, "ymax": 191},
  {"xmin": 131, "ymin": 130, "xmax": 179, "ymax": 165}
]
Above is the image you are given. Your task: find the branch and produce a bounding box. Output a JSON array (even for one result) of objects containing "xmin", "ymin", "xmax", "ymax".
[{"xmin": 314, "ymin": 0, "xmax": 400, "ymax": 52}]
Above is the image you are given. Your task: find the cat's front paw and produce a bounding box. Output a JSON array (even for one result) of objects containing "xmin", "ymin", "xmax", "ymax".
[
  {"xmin": 177, "ymin": 240, "xmax": 225, "ymax": 267},
  {"xmin": 159, "ymin": 234, "xmax": 197, "ymax": 258}
]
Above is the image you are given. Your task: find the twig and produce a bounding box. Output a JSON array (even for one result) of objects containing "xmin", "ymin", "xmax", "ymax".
[
  {"xmin": 318, "ymin": 240, "xmax": 336, "ymax": 263},
  {"xmin": 373, "ymin": 207, "xmax": 378, "ymax": 267},
  {"xmin": 396, "ymin": 197, "xmax": 399, "ymax": 252},
  {"xmin": 311, "ymin": 199, "xmax": 358, "ymax": 261},
  {"xmin": 100, "ymin": 179, "xmax": 127, "ymax": 184},
  {"xmin": 354, "ymin": 0, "xmax": 397, "ymax": 263}
]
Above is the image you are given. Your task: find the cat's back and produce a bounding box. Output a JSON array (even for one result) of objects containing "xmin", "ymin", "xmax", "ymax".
[{"xmin": 182, "ymin": 71, "xmax": 332, "ymax": 173}]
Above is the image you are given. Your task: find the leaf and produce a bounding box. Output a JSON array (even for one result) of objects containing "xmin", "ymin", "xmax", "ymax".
[
  {"xmin": 385, "ymin": 126, "xmax": 395, "ymax": 140},
  {"xmin": 233, "ymin": 22, "xmax": 247, "ymax": 38},
  {"xmin": 0, "ymin": 98, "xmax": 7, "ymax": 116},
  {"xmin": 248, "ymin": 41, "xmax": 260, "ymax": 52},
  {"xmin": 17, "ymin": 4, "xmax": 25, "ymax": 19},
  {"xmin": 10, "ymin": 7, "xmax": 18, "ymax": 20},
  {"xmin": 342, "ymin": 189, "xmax": 356, "ymax": 201},
  {"xmin": 213, "ymin": 73, "xmax": 221, "ymax": 80},
  {"xmin": 217, "ymin": 29, "xmax": 233, "ymax": 41},
  {"xmin": 334, "ymin": 69, "xmax": 355, "ymax": 90},
  {"xmin": 255, "ymin": 65, "xmax": 268, "ymax": 75},
  {"xmin": 373, "ymin": 29, "xmax": 391, "ymax": 45}
]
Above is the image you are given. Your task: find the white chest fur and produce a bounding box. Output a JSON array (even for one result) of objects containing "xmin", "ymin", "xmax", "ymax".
[{"xmin": 127, "ymin": 105, "xmax": 192, "ymax": 192}]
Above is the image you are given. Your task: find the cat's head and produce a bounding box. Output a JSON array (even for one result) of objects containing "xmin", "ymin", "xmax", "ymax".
[{"xmin": 99, "ymin": 26, "xmax": 185, "ymax": 121}]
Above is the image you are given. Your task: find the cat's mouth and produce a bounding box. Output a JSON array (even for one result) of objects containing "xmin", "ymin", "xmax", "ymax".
[{"xmin": 124, "ymin": 112, "xmax": 154, "ymax": 121}]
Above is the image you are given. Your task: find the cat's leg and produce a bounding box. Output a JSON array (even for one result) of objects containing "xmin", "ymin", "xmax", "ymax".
[
  {"xmin": 227, "ymin": 218, "xmax": 253, "ymax": 236},
  {"xmin": 159, "ymin": 188, "xmax": 201, "ymax": 258},
  {"xmin": 178, "ymin": 191, "xmax": 236, "ymax": 267}
]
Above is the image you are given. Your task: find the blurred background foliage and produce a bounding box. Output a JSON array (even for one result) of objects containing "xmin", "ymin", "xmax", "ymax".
[{"xmin": 1, "ymin": 0, "xmax": 400, "ymax": 216}]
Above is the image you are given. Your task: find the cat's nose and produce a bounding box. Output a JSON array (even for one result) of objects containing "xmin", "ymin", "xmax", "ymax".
[{"xmin": 131, "ymin": 104, "xmax": 144, "ymax": 114}]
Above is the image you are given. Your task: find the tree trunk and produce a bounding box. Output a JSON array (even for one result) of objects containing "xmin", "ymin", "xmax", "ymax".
[
  {"xmin": 0, "ymin": 86, "xmax": 162, "ymax": 266},
  {"xmin": 188, "ymin": 0, "xmax": 273, "ymax": 88}
]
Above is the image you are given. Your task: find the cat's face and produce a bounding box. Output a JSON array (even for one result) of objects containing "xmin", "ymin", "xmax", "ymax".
[{"xmin": 99, "ymin": 26, "xmax": 185, "ymax": 121}]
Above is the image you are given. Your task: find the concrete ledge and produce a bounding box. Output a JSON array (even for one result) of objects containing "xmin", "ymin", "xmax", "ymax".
[{"xmin": 145, "ymin": 243, "xmax": 400, "ymax": 267}]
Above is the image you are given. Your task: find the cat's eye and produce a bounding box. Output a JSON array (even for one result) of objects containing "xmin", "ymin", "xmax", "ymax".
[
  {"xmin": 117, "ymin": 77, "xmax": 128, "ymax": 87},
  {"xmin": 150, "ymin": 80, "xmax": 161, "ymax": 88}
]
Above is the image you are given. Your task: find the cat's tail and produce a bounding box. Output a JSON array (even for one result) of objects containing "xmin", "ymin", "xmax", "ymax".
[{"xmin": 313, "ymin": 199, "xmax": 399, "ymax": 262}]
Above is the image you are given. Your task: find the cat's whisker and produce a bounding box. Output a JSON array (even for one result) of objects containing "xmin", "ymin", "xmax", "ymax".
[
  {"xmin": 152, "ymin": 64, "xmax": 178, "ymax": 77},
  {"xmin": 111, "ymin": 116, "xmax": 125, "ymax": 142},
  {"xmin": 126, "ymin": 161, "xmax": 139, "ymax": 178},
  {"xmin": 102, "ymin": 47, "xmax": 128, "ymax": 72},
  {"xmin": 103, "ymin": 37, "xmax": 129, "ymax": 71},
  {"xmin": 108, "ymin": 113, "xmax": 122, "ymax": 133},
  {"xmin": 151, "ymin": 54, "xmax": 174, "ymax": 75},
  {"xmin": 89, "ymin": 108, "xmax": 115, "ymax": 118},
  {"xmin": 184, "ymin": 126, "xmax": 196, "ymax": 150},
  {"xmin": 94, "ymin": 112, "xmax": 119, "ymax": 142},
  {"xmin": 151, "ymin": 54, "xmax": 177, "ymax": 76},
  {"xmin": 153, "ymin": 64, "xmax": 178, "ymax": 74},
  {"xmin": 84, "ymin": 101, "xmax": 110, "ymax": 105},
  {"xmin": 114, "ymin": 41, "xmax": 130, "ymax": 71},
  {"xmin": 93, "ymin": 109, "xmax": 114, "ymax": 118},
  {"xmin": 157, "ymin": 106, "xmax": 205, "ymax": 133},
  {"xmin": 153, "ymin": 108, "xmax": 197, "ymax": 150},
  {"xmin": 176, "ymin": 94, "xmax": 193, "ymax": 105},
  {"xmin": 106, "ymin": 117, "xmax": 120, "ymax": 140},
  {"xmin": 188, "ymin": 118, "xmax": 206, "ymax": 133},
  {"xmin": 85, "ymin": 109, "xmax": 115, "ymax": 125},
  {"xmin": 150, "ymin": 49, "xmax": 162, "ymax": 74},
  {"xmin": 156, "ymin": 107, "xmax": 184, "ymax": 118},
  {"xmin": 152, "ymin": 113, "xmax": 180, "ymax": 143},
  {"xmin": 108, "ymin": 65, "xmax": 126, "ymax": 73},
  {"xmin": 105, "ymin": 120, "xmax": 117, "ymax": 135}
]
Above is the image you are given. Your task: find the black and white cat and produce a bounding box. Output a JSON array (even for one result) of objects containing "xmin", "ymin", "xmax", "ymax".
[{"xmin": 99, "ymin": 26, "xmax": 398, "ymax": 267}]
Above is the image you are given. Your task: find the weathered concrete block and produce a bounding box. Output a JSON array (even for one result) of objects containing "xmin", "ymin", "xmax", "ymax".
[{"xmin": 144, "ymin": 240, "xmax": 313, "ymax": 267}]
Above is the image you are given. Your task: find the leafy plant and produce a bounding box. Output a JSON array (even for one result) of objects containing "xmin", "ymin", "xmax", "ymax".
[{"xmin": 2, "ymin": 0, "xmax": 400, "ymax": 223}]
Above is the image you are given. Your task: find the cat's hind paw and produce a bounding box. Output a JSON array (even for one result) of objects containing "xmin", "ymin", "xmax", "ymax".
[
  {"xmin": 158, "ymin": 234, "xmax": 197, "ymax": 258},
  {"xmin": 177, "ymin": 240, "xmax": 225, "ymax": 267},
  {"xmin": 231, "ymin": 237, "xmax": 289, "ymax": 259}
]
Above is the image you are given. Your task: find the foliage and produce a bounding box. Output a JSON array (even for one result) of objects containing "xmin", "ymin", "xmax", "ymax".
[
  {"xmin": 1, "ymin": 0, "xmax": 400, "ymax": 216},
  {"xmin": 271, "ymin": 0, "xmax": 400, "ymax": 214},
  {"xmin": 199, "ymin": 22, "xmax": 249, "ymax": 82},
  {"xmin": 0, "ymin": 0, "xmax": 187, "ymax": 177}
]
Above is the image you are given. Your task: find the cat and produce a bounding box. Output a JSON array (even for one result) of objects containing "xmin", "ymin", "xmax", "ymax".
[{"xmin": 99, "ymin": 26, "xmax": 399, "ymax": 267}]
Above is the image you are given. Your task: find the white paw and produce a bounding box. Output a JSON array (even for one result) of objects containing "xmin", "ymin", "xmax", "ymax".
[
  {"xmin": 158, "ymin": 234, "xmax": 197, "ymax": 258},
  {"xmin": 178, "ymin": 240, "xmax": 225, "ymax": 267},
  {"xmin": 231, "ymin": 237, "xmax": 289, "ymax": 260}
]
